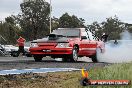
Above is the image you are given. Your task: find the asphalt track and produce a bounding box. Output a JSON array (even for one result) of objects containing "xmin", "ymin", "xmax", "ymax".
[{"xmin": 0, "ymin": 56, "xmax": 110, "ymax": 70}]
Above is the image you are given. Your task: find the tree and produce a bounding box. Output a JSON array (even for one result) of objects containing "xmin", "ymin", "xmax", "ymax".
[
  {"xmin": 59, "ymin": 13, "xmax": 85, "ymax": 28},
  {"xmin": 0, "ymin": 16, "xmax": 20, "ymax": 44},
  {"xmin": 101, "ymin": 16, "xmax": 125, "ymax": 40},
  {"xmin": 124, "ymin": 23, "xmax": 132, "ymax": 33},
  {"xmin": 87, "ymin": 21, "xmax": 102, "ymax": 38},
  {"xmin": 87, "ymin": 16, "xmax": 126, "ymax": 40},
  {"xmin": 51, "ymin": 16, "xmax": 59, "ymax": 31},
  {"xmin": 17, "ymin": 0, "xmax": 50, "ymax": 41}
]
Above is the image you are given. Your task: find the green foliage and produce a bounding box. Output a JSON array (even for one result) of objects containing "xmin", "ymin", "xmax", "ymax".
[
  {"xmin": 125, "ymin": 23, "xmax": 132, "ymax": 33},
  {"xmin": 1, "ymin": 1, "xmax": 86, "ymax": 43},
  {"xmin": 0, "ymin": 16, "xmax": 20, "ymax": 44},
  {"xmin": 102, "ymin": 16, "xmax": 125, "ymax": 40},
  {"xmin": 17, "ymin": 0, "xmax": 50, "ymax": 40},
  {"xmin": 87, "ymin": 21, "xmax": 103, "ymax": 38},
  {"xmin": 1, "ymin": 2, "xmax": 132, "ymax": 44},
  {"xmin": 59, "ymin": 13, "xmax": 85, "ymax": 28},
  {"xmin": 87, "ymin": 16, "xmax": 127, "ymax": 40},
  {"xmin": 50, "ymin": 13, "xmax": 86, "ymax": 32},
  {"xmin": 87, "ymin": 63, "xmax": 132, "ymax": 88},
  {"xmin": 51, "ymin": 16, "xmax": 59, "ymax": 31},
  {"xmin": 5, "ymin": 16, "xmax": 16, "ymax": 25},
  {"xmin": 89, "ymin": 63, "xmax": 132, "ymax": 80}
]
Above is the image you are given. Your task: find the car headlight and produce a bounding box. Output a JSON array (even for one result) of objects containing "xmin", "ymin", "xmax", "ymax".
[
  {"xmin": 56, "ymin": 43, "xmax": 70, "ymax": 48},
  {"xmin": 30, "ymin": 43, "xmax": 38, "ymax": 47}
]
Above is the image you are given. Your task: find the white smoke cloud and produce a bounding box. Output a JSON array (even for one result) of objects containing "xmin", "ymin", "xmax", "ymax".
[{"xmin": 97, "ymin": 31, "xmax": 132, "ymax": 63}]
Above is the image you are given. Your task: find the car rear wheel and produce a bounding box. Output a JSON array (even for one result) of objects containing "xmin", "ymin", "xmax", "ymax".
[
  {"xmin": 62, "ymin": 58, "xmax": 68, "ymax": 62},
  {"xmin": 91, "ymin": 52, "xmax": 98, "ymax": 63},
  {"xmin": 34, "ymin": 55, "xmax": 43, "ymax": 62},
  {"xmin": 70, "ymin": 46, "xmax": 78, "ymax": 62},
  {"xmin": 62, "ymin": 57, "xmax": 71, "ymax": 62}
]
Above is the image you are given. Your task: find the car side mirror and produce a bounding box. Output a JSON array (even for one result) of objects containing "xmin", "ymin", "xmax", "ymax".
[{"xmin": 81, "ymin": 36, "xmax": 87, "ymax": 40}]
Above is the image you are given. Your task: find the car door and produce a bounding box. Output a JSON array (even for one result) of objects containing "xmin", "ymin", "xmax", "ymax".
[{"xmin": 79, "ymin": 30, "xmax": 97, "ymax": 56}]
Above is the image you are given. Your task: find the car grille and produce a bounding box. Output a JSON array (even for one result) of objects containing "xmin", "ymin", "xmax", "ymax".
[{"xmin": 38, "ymin": 43, "xmax": 57, "ymax": 48}]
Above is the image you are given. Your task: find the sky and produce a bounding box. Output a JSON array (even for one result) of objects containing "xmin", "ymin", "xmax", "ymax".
[{"xmin": 0, "ymin": 0, "xmax": 132, "ymax": 24}]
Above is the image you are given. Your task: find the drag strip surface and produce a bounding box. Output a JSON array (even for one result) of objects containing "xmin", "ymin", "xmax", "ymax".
[
  {"xmin": 0, "ymin": 57, "xmax": 110, "ymax": 70},
  {"xmin": 0, "ymin": 68, "xmax": 82, "ymax": 75}
]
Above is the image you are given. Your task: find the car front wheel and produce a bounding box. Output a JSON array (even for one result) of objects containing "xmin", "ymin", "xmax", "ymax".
[{"xmin": 70, "ymin": 46, "xmax": 78, "ymax": 62}]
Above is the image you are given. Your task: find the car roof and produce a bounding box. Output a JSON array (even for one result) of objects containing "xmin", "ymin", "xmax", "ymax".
[{"xmin": 58, "ymin": 28, "xmax": 85, "ymax": 30}]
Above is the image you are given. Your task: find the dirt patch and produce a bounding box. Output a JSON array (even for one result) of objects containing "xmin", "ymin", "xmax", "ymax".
[{"xmin": 0, "ymin": 71, "xmax": 82, "ymax": 88}]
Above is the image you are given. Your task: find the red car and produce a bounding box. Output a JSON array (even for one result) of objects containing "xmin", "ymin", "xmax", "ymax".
[{"xmin": 29, "ymin": 28, "xmax": 105, "ymax": 62}]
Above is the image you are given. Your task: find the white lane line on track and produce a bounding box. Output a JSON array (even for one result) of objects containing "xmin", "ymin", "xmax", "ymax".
[{"xmin": 0, "ymin": 68, "xmax": 82, "ymax": 75}]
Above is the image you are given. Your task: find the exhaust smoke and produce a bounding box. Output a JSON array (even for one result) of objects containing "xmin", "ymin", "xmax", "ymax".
[{"xmin": 97, "ymin": 31, "xmax": 132, "ymax": 63}]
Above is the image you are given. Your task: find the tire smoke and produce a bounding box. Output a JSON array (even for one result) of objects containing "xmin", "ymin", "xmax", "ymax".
[{"xmin": 97, "ymin": 31, "xmax": 132, "ymax": 63}]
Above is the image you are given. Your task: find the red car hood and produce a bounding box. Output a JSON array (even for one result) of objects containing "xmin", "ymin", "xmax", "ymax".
[{"xmin": 32, "ymin": 37, "xmax": 79, "ymax": 43}]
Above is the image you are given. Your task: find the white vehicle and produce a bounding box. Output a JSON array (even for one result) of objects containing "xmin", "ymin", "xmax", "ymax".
[
  {"xmin": 0, "ymin": 44, "xmax": 6, "ymax": 56},
  {"xmin": 2, "ymin": 43, "xmax": 31, "ymax": 57},
  {"xmin": 3, "ymin": 45, "xmax": 18, "ymax": 53}
]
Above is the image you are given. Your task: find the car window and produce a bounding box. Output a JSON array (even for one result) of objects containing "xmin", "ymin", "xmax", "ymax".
[
  {"xmin": 81, "ymin": 31, "xmax": 88, "ymax": 39},
  {"xmin": 87, "ymin": 31, "xmax": 95, "ymax": 40},
  {"xmin": 52, "ymin": 28, "xmax": 80, "ymax": 37}
]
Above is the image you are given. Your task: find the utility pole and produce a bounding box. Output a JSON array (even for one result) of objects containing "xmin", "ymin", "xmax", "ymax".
[{"xmin": 50, "ymin": 0, "xmax": 52, "ymax": 34}]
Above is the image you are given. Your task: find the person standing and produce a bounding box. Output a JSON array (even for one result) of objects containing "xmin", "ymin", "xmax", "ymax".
[
  {"xmin": 17, "ymin": 36, "xmax": 26, "ymax": 56},
  {"xmin": 101, "ymin": 33, "xmax": 108, "ymax": 42}
]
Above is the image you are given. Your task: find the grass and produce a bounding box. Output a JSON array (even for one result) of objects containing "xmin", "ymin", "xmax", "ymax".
[
  {"xmin": 87, "ymin": 63, "xmax": 132, "ymax": 88},
  {"xmin": 0, "ymin": 63, "xmax": 132, "ymax": 88}
]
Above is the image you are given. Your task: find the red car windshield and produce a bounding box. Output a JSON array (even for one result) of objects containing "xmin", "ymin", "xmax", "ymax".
[{"xmin": 51, "ymin": 29, "xmax": 80, "ymax": 37}]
